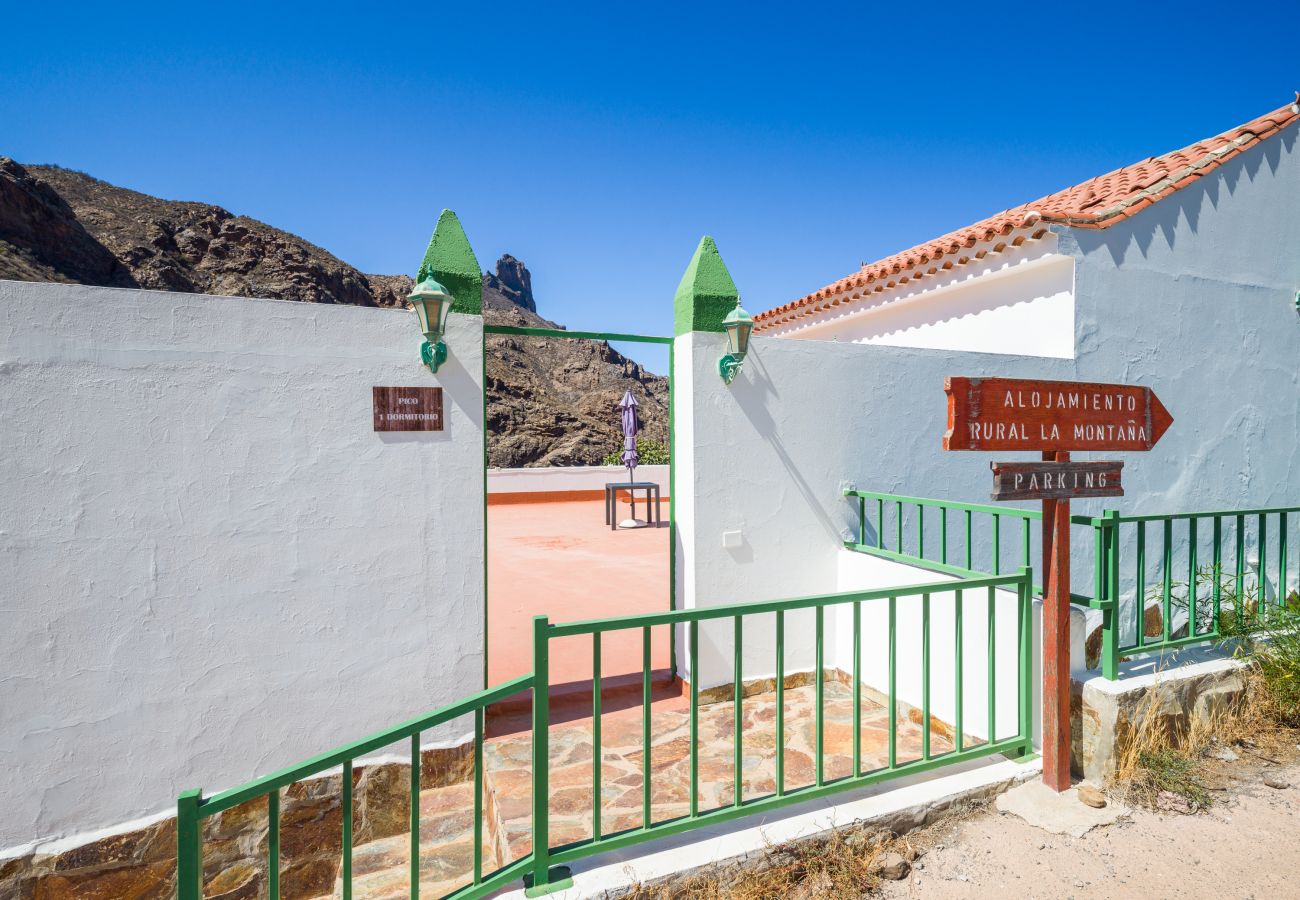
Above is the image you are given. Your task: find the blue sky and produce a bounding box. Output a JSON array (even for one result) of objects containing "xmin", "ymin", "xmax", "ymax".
[{"xmin": 4, "ymin": 3, "xmax": 1295, "ymax": 373}]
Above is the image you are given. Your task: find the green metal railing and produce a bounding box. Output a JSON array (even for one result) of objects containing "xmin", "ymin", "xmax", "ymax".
[
  {"xmin": 844, "ymin": 489, "xmax": 1038, "ymax": 578},
  {"xmin": 1084, "ymin": 505, "xmax": 1299, "ymax": 678},
  {"xmin": 176, "ymin": 674, "xmax": 533, "ymax": 900},
  {"xmin": 842, "ymin": 489, "xmax": 1099, "ymax": 607},
  {"xmin": 527, "ymin": 571, "xmax": 1034, "ymax": 892},
  {"xmin": 178, "ymin": 572, "xmax": 1034, "ymax": 898},
  {"xmin": 844, "ymin": 490, "xmax": 1299, "ymax": 680}
]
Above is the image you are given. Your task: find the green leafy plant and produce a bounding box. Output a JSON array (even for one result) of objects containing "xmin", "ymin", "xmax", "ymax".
[
  {"xmin": 1135, "ymin": 747, "xmax": 1212, "ymax": 808},
  {"xmin": 1151, "ymin": 564, "xmax": 1262, "ymax": 640},
  {"xmin": 602, "ymin": 438, "xmax": 669, "ymax": 467},
  {"xmin": 1228, "ymin": 602, "xmax": 1300, "ymax": 725}
]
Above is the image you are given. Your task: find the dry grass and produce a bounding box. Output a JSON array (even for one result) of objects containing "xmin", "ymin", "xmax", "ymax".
[
  {"xmin": 618, "ymin": 800, "xmax": 986, "ymax": 899},
  {"xmin": 621, "ymin": 827, "xmax": 886, "ymax": 900},
  {"xmin": 1109, "ymin": 669, "xmax": 1300, "ymax": 811}
]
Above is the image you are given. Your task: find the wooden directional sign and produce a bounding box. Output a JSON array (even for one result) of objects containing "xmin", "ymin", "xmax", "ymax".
[
  {"xmin": 944, "ymin": 375, "xmax": 1174, "ymax": 796},
  {"xmin": 944, "ymin": 377, "xmax": 1173, "ymax": 452},
  {"xmin": 991, "ymin": 460, "xmax": 1124, "ymax": 501}
]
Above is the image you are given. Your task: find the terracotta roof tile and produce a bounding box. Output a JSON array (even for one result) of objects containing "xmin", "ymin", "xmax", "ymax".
[{"xmin": 756, "ymin": 97, "xmax": 1300, "ymax": 330}]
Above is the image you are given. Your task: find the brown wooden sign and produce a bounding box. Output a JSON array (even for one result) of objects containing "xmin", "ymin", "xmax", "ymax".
[
  {"xmin": 991, "ymin": 460, "xmax": 1124, "ymax": 501},
  {"xmin": 944, "ymin": 375, "xmax": 1174, "ymax": 796},
  {"xmin": 944, "ymin": 377, "xmax": 1173, "ymax": 452},
  {"xmin": 372, "ymin": 386, "xmax": 444, "ymax": 432}
]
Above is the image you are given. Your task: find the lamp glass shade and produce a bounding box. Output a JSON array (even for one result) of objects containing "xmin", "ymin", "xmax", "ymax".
[
  {"xmin": 407, "ymin": 277, "xmax": 455, "ymax": 340},
  {"xmin": 723, "ymin": 304, "xmax": 754, "ymax": 358}
]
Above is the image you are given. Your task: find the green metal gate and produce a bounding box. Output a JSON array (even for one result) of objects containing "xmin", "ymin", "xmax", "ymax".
[{"xmin": 176, "ymin": 570, "xmax": 1035, "ymax": 899}]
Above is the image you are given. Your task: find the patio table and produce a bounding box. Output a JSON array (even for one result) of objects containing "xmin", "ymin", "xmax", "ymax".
[{"xmin": 604, "ymin": 481, "xmax": 661, "ymax": 530}]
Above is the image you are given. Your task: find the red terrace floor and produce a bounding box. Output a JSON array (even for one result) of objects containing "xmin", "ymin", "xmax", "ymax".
[{"xmin": 487, "ymin": 497, "xmax": 678, "ymax": 732}]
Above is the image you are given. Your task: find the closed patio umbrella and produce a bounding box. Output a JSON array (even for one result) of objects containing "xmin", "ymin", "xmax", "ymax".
[{"xmin": 618, "ymin": 391, "xmax": 642, "ymax": 527}]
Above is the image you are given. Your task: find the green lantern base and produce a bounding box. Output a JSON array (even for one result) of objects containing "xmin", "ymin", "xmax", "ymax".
[
  {"xmin": 719, "ymin": 353, "xmax": 743, "ymax": 384},
  {"xmin": 421, "ymin": 339, "xmax": 448, "ymax": 374}
]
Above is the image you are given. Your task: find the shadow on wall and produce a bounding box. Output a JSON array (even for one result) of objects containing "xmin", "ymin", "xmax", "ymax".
[
  {"xmin": 732, "ymin": 346, "xmax": 846, "ymax": 548},
  {"xmin": 1084, "ymin": 124, "xmax": 1291, "ymax": 271}
]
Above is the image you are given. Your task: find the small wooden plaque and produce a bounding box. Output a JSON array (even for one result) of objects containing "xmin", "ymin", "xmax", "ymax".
[
  {"xmin": 991, "ymin": 460, "xmax": 1124, "ymax": 501},
  {"xmin": 373, "ymin": 386, "xmax": 444, "ymax": 432}
]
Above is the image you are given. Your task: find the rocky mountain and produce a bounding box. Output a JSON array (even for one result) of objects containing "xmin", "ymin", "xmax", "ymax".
[
  {"xmin": 0, "ymin": 160, "xmax": 409, "ymax": 306},
  {"xmin": 482, "ymin": 268, "xmax": 668, "ymax": 468},
  {"xmin": 0, "ymin": 159, "xmax": 667, "ymax": 467}
]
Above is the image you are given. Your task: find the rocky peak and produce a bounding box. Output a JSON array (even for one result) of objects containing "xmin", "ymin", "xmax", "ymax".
[{"xmin": 484, "ymin": 253, "xmax": 536, "ymax": 313}]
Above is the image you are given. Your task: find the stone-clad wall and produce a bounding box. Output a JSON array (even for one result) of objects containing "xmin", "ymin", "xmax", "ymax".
[
  {"xmin": 0, "ymin": 746, "xmax": 472, "ymax": 900},
  {"xmin": 1072, "ymin": 657, "xmax": 1248, "ymax": 782}
]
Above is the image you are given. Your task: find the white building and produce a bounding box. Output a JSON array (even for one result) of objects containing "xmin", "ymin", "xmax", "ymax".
[{"xmin": 754, "ymin": 98, "xmax": 1300, "ymax": 361}]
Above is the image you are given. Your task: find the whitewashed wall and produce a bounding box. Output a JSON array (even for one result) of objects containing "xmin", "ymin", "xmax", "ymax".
[
  {"xmin": 833, "ymin": 551, "xmax": 1086, "ymax": 748},
  {"xmin": 0, "ymin": 281, "xmax": 486, "ymax": 851},
  {"xmin": 672, "ymin": 330, "xmax": 1077, "ymax": 690},
  {"xmin": 1064, "ymin": 120, "xmax": 1300, "ymax": 634}
]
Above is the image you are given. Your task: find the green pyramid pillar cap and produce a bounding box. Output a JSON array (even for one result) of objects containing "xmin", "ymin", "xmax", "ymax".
[
  {"xmin": 674, "ymin": 236, "xmax": 739, "ymax": 336},
  {"xmin": 416, "ymin": 209, "xmax": 483, "ymax": 317}
]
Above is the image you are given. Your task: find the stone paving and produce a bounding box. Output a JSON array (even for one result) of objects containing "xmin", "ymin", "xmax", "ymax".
[
  {"xmin": 484, "ymin": 679, "xmax": 958, "ymax": 863},
  {"xmin": 334, "ymin": 679, "xmax": 964, "ymax": 898},
  {"xmin": 325, "ymin": 781, "xmax": 492, "ymax": 900}
]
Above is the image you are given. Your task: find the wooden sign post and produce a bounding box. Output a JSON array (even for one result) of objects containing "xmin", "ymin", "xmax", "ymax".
[{"xmin": 944, "ymin": 377, "xmax": 1172, "ymax": 792}]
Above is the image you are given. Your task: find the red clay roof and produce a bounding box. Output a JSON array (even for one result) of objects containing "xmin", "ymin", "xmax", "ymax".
[{"xmin": 756, "ymin": 97, "xmax": 1300, "ymax": 330}]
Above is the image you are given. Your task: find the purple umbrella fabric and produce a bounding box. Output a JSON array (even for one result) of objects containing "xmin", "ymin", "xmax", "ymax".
[{"xmin": 619, "ymin": 391, "xmax": 639, "ymax": 475}]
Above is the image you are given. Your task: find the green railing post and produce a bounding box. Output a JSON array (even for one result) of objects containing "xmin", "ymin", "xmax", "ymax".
[
  {"xmin": 268, "ymin": 789, "xmax": 280, "ymax": 900},
  {"xmin": 342, "ymin": 760, "xmax": 353, "ymax": 900},
  {"xmin": 1018, "ymin": 567, "xmax": 1034, "ymax": 756},
  {"xmin": 410, "ymin": 735, "xmax": 422, "ymax": 896},
  {"xmin": 1100, "ymin": 511, "xmax": 1120, "ymax": 680},
  {"xmin": 176, "ymin": 789, "xmax": 202, "ymax": 900},
  {"xmin": 526, "ymin": 615, "xmax": 572, "ymax": 897}
]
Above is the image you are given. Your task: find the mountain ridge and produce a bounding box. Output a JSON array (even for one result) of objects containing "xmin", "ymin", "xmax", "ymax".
[{"xmin": 0, "ymin": 158, "xmax": 668, "ymax": 467}]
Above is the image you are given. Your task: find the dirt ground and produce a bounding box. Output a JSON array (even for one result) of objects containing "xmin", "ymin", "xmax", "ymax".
[{"xmin": 877, "ymin": 762, "xmax": 1300, "ymax": 900}]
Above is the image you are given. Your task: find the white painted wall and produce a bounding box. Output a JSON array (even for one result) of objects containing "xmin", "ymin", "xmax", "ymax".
[
  {"xmin": 488, "ymin": 465, "xmax": 669, "ymax": 494},
  {"xmin": 0, "ymin": 281, "xmax": 486, "ymax": 851},
  {"xmin": 1063, "ymin": 120, "xmax": 1300, "ymax": 640},
  {"xmin": 703, "ymin": 118, "xmax": 1300, "ymax": 671},
  {"xmin": 834, "ymin": 551, "xmax": 1086, "ymax": 748},
  {"xmin": 672, "ymin": 329, "xmax": 1079, "ymax": 691},
  {"xmin": 675, "ymin": 113, "xmax": 1300, "ymax": 709},
  {"xmin": 764, "ymin": 235, "xmax": 1076, "ymax": 359}
]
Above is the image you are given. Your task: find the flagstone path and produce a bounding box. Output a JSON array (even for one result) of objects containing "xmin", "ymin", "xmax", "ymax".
[{"xmin": 331, "ymin": 680, "xmax": 965, "ymax": 899}]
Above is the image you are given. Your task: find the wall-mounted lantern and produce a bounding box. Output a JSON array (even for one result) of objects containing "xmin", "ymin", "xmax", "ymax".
[
  {"xmin": 407, "ymin": 276, "xmax": 455, "ymax": 373},
  {"xmin": 718, "ymin": 300, "xmax": 754, "ymax": 384}
]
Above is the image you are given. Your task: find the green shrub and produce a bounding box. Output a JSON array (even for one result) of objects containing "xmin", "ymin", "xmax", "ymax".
[
  {"xmin": 602, "ymin": 438, "xmax": 669, "ymax": 467},
  {"xmin": 1243, "ymin": 603, "xmax": 1300, "ymax": 725}
]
